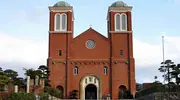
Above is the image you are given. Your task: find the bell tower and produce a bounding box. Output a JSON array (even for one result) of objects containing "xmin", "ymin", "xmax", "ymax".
[
  {"xmin": 48, "ymin": 1, "xmax": 74, "ymax": 98},
  {"xmin": 107, "ymin": 1, "xmax": 136, "ymax": 98}
]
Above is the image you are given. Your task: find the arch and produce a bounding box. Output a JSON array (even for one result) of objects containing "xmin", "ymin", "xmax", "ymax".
[
  {"xmin": 80, "ymin": 75, "xmax": 100, "ymax": 100},
  {"xmin": 121, "ymin": 13, "xmax": 127, "ymax": 31},
  {"xmin": 56, "ymin": 85, "xmax": 64, "ymax": 98},
  {"xmin": 60, "ymin": 13, "xmax": 67, "ymax": 31},
  {"xmin": 74, "ymin": 66, "xmax": 78, "ymax": 75},
  {"xmin": 115, "ymin": 13, "xmax": 121, "ymax": 31},
  {"xmin": 54, "ymin": 13, "xmax": 61, "ymax": 31},
  {"xmin": 118, "ymin": 85, "xmax": 127, "ymax": 99}
]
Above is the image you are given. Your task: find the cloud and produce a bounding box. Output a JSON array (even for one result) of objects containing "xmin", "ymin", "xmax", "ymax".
[
  {"xmin": 0, "ymin": 33, "xmax": 48, "ymax": 77},
  {"xmin": 134, "ymin": 35, "xmax": 180, "ymax": 83}
]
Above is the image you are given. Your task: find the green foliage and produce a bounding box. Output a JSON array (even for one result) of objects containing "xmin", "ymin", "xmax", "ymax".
[
  {"xmin": 136, "ymin": 84, "xmax": 165, "ymax": 98},
  {"xmin": 4, "ymin": 69, "xmax": 18, "ymax": 80},
  {"xmin": 44, "ymin": 86, "xmax": 62, "ymax": 98},
  {"xmin": 24, "ymin": 68, "xmax": 42, "ymax": 79},
  {"xmin": 69, "ymin": 89, "xmax": 78, "ymax": 99},
  {"xmin": 39, "ymin": 92, "xmax": 49, "ymax": 100},
  {"xmin": 38, "ymin": 65, "xmax": 50, "ymax": 86},
  {"xmin": 7, "ymin": 93, "xmax": 36, "ymax": 100},
  {"xmin": 0, "ymin": 75, "xmax": 9, "ymax": 91}
]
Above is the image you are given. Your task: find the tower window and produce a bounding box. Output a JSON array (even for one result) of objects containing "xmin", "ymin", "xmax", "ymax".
[
  {"xmin": 104, "ymin": 66, "xmax": 108, "ymax": 75},
  {"xmin": 74, "ymin": 66, "xmax": 78, "ymax": 75},
  {"xmin": 121, "ymin": 14, "xmax": 127, "ymax": 31},
  {"xmin": 120, "ymin": 50, "xmax": 123, "ymax": 56},
  {"xmin": 54, "ymin": 13, "xmax": 67, "ymax": 31},
  {"xmin": 61, "ymin": 14, "xmax": 67, "ymax": 31},
  {"xmin": 115, "ymin": 13, "xmax": 121, "ymax": 31},
  {"xmin": 55, "ymin": 14, "xmax": 61, "ymax": 31},
  {"xmin": 58, "ymin": 50, "xmax": 62, "ymax": 56}
]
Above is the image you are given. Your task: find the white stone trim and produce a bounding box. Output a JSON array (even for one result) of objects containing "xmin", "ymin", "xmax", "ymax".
[
  {"xmin": 49, "ymin": 31, "xmax": 72, "ymax": 33},
  {"xmin": 80, "ymin": 75, "xmax": 100, "ymax": 100},
  {"xmin": 49, "ymin": 6, "xmax": 75, "ymax": 21},
  {"xmin": 109, "ymin": 31, "xmax": 132, "ymax": 33},
  {"xmin": 107, "ymin": 6, "xmax": 132, "ymax": 21}
]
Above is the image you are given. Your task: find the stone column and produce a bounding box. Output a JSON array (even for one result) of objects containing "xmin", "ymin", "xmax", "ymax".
[
  {"xmin": 27, "ymin": 76, "xmax": 30, "ymax": 93},
  {"xmin": 14, "ymin": 85, "xmax": 18, "ymax": 93}
]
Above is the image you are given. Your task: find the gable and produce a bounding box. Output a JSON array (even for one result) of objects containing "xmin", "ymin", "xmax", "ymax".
[{"xmin": 70, "ymin": 28, "xmax": 110, "ymax": 59}]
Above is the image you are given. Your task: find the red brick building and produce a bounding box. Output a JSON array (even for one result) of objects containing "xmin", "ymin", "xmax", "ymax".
[{"xmin": 47, "ymin": 1, "xmax": 136, "ymax": 99}]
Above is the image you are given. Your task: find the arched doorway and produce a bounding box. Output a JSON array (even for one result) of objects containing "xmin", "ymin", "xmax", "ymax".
[
  {"xmin": 118, "ymin": 85, "xmax": 127, "ymax": 99},
  {"xmin": 85, "ymin": 84, "xmax": 97, "ymax": 99},
  {"xmin": 56, "ymin": 85, "xmax": 64, "ymax": 98},
  {"xmin": 80, "ymin": 75, "xmax": 100, "ymax": 99}
]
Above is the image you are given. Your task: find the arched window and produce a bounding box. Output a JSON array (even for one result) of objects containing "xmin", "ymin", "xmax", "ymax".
[
  {"xmin": 74, "ymin": 66, "xmax": 78, "ymax": 75},
  {"xmin": 120, "ymin": 50, "xmax": 123, "ymax": 56},
  {"xmin": 115, "ymin": 13, "xmax": 121, "ymax": 31},
  {"xmin": 121, "ymin": 14, "xmax": 127, "ymax": 31},
  {"xmin": 61, "ymin": 14, "xmax": 67, "ymax": 31},
  {"xmin": 104, "ymin": 66, "xmax": 108, "ymax": 75},
  {"xmin": 55, "ymin": 14, "xmax": 61, "ymax": 31}
]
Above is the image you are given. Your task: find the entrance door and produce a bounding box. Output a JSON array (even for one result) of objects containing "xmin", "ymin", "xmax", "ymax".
[{"xmin": 85, "ymin": 84, "xmax": 97, "ymax": 99}]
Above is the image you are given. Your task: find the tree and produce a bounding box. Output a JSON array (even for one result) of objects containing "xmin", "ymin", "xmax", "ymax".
[
  {"xmin": 0, "ymin": 75, "xmax": 9, "ymax": 91},
  {"xmin": 0, "ymin": 67, "xmax": 2, "ymax": 72},
  {"xmin": 8, "ymin": 93, "xmax": 36, "ymax": 100},
  {"xmin": 38, "ymin": 65, "xmax": 50, "ymax": 86},
  {"xmin": 4, "ymin": 69, "xmax": 18, "ymax": 83},
  {"xmin": 24, "ymin": 68, "xmax": 42, "ymax": 93}
]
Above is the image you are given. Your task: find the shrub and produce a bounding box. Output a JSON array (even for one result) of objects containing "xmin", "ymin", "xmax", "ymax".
[
  {"xmin": 39, "ymin": 92, "xmax": 49, "ymax": 100},
  {"xmin": 7, "ymin": 93, "xmax": 36, "ymax": 100}
]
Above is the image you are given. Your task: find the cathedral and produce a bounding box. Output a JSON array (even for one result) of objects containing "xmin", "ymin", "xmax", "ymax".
[{"xmin": 47, "ymin": 1, "xmax": 136, "ymax": 99}]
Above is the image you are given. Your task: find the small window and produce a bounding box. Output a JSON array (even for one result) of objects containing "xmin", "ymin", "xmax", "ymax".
[
  {"xmin": 58, "ymin": 50, "xmax": 62, "ymax": 56},
  {"xmin": 74, "ymin": 66, "xmax": 78, "ymax": 75},
  {"xmin": 85, "ymin": 78, "xmax": 87, "ymax": 84},
  {"xmin": 104, "ymin": 66, "xmax": 108, "ymax": 75},
  {"xmin": 89, "ymin": 77, "xmax": 92, "ymax": 82},
  {"xmin": 94, "ymin": 78, "xmax": 96, "ymax": 83},
  {"xmin": 120, "ymin": 50, "xmax": 123, "ymax": 56}
]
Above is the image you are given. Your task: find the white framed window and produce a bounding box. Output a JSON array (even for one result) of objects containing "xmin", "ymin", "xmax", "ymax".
[
  {"xmin": 121, "ymin": 14, "xmax": 127, "ymax": 31},
  {"xmin": 54, "ymin": 13, "xmax": 67, "ymax": 31},
  {"xmin": 104, "ymin": 66, "xmax": 108, "ymax": 75},
  {"xmin": 54, "ymin": 13, "xmax": 61, "ymax": 31},
  {"xmin": 61, "ymin": 13, "xmax": 67, "ymax": 31},
  {"xmin": 114, "ymin": 13, "xmax": 127, "ymax": 32},
  {"xmin": 74, "ymin": 66, "xmax": 78, "ymax": 75},
  {"xmin": 115, "ymin": 13, "xmax": 121, "ymax": 31}
]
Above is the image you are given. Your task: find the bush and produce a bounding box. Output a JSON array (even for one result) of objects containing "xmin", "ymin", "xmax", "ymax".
[
  {"xmin": 43, "ymin": 86, "xmax": 62, "ymax": 98},
  {"xmin": 7, "ymin": 93, "xmax": 36, "ymax": 100},
  {"xmin": 136, "ymin": 84, "xmax": 165, "ymax": 98},
  {"xmin": 39, "ymin": 92, "xmax": 49, "ymax": 100}
]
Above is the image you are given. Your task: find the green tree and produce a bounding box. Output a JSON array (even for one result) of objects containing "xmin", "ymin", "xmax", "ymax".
[
  {"xmin": 24, "ymin": 68, "xmax": 42, "ymax": 93},
  {"xmin": 0, "ymin": 75, "xmax": 9, "ymax": 91},
  {"xmin": 4, "ymin": 69, "xmax": 18, "ymax": 80},
  {"xmin": 8, "ymin": 93, "xmax": 36, "ymax": 100},
  {"xmin": 38, "ymin": 65, "xmax": 49, "ymax": 86}
]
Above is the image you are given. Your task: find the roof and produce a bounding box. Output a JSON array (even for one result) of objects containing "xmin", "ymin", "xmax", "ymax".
[
  {"xmin": 53, "ymin": 1, "xmax": 71, "ymax": 7},
  {"xmin": 111, "ymin": 1, "xmax": 128, "ymax": 7}
]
